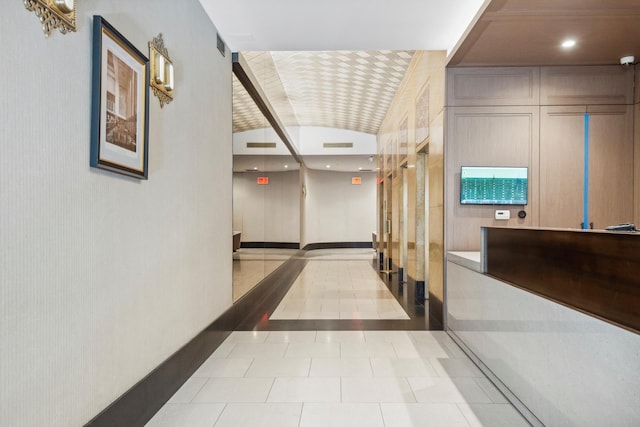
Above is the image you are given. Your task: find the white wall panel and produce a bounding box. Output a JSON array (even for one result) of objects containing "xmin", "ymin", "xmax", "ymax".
[
  {"xmin": 0, "ymin": 1, "xmax": 232, "ymax": 425},
  {"xmin": 302, "ymin": 170, "xmax": 376, "ymax": 246},
  {"xmin": 447, "ymin": 261, "xmax": 640, "ymax": 426},
  {"xmin": 233, "ymin": 171, "xmax": 300, "ymax": 243}
]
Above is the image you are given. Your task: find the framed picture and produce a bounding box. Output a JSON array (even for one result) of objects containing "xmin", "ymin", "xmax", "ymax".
[{"xmin": 91, "ymin": 15, "xmax": 150, "ymax": 179}]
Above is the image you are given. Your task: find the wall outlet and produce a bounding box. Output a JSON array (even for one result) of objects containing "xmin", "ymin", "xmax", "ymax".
[{"xmin": 495, "ymin": 210, "xmax": 510, "ymax": 220}]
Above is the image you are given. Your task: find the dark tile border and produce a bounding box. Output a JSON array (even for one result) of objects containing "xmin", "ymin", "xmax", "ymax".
[{"xmin": 302, "ymin": 241, "xmax": 373, "ymax": 250}]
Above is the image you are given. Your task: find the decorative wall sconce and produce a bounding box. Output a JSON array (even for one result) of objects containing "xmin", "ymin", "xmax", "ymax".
[
  {"xmin": 149, "ymin": 34, "xmax": 174, "ymax": 107},
  {"xmin": 24, "ymin": 0, "xmax": 76, "ymax": 36}
]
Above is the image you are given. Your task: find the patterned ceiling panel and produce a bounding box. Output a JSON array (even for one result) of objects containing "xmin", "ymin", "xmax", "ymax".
[
  {"xmin": 232, "ymin": 74, "xmax": 268, "ymax": 133},
  {"xmin": 233, "ymin": 50, "xmax": 414, "ymax": 135}
]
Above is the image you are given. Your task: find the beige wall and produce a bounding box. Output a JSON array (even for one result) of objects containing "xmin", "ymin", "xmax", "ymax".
[
  {"xmin": 302, "ymin": 169, "xmax": 376, "ymax": 247},
  {"xmin": 0, "ymin": 1, "xmax": 232, "ymax": 425},
  {"xmin": 445, "ymin": 65, "xmax": 636, "ymax": 251},
  {"xmin": 377, "ymin": 51, "xmax": 446, "ymax": 310},
  {"xmin": 233, "ymin": 171, "xmax": 301, "ymax": 243}
]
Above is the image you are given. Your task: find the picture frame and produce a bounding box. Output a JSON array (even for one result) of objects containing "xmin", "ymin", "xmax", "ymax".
[{"xmin": 91, "ymin": 15, "xmax": 150, "ymax": 179}]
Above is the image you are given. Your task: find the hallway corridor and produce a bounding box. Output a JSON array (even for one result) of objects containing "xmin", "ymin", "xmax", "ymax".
[{"xmin": 145, "ymin": 250, "xmax": 529, "ymax": 426}]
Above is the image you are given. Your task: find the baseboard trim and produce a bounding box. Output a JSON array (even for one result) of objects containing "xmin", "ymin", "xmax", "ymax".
[
  {"xmin": 240, "ymin": 242, "xmax": 300, "ymax": 249},
  {"xmin": 303, "ymin": 241, "xmax": 373, "ymax": 250}
]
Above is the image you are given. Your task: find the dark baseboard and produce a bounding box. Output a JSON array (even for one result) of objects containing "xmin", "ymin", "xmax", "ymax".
[
  {"xmin": 84, "ymin": 252, "xmax": 307, "ymax": 427},
  {"xmin": 303, "ymin": 241, "xmax": 373, "ymax": 250},
  {"xmin": 240, "ymin": 242, "xmax": 300, "ymax": 249}
]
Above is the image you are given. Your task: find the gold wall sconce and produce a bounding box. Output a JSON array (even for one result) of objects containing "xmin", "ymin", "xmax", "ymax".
[
  {"xmin": 24, "ymin": 0, "xmax": 76, "ymax": 36},
  {"xmin": 149, "ymin": 34, "xmax": 174, "ymax": 108}
]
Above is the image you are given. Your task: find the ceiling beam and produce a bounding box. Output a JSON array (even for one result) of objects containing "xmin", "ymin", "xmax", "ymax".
[{"xmin": 232, "ymin": 52, "xmax": 304, "ymax": 166}]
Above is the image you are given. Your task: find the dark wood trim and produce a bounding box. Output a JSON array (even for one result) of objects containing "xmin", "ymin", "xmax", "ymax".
[
  {"xmin": 303, "ymin": 241, "xmax": 373, "ymax": 250},
  {"xmin": 240, "ymin": 242, "xmax": 300, "ymax": 249},
  {"xmin": 484, "ymin": 227, "xmax": 640, "ymax": 334}
]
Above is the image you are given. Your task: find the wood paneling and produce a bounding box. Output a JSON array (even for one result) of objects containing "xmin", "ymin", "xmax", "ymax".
[
  {"xmin": 539, "ymin": 105, "xmax": 634, "ymax": 229},
  {"xmin": 636, "ymin": 103, "xmax": 640, "ymax": 226},
  {"xmin": 484, "ymin": 227, "xmax": 640, "ymax": 334},
  {"xmin": 540, "ymin": 66, "xmax": 634, "ymax": 105},
  {"xmin": 447, "ymin": 67, "xmax": 539, "ymax": 106},
  {"xmin": 446, "ymin": 106, "xmax": 539, "ymax": 250},
  {"xmin": 539, "ymin": 106, "xmax": 586, "ymax": 228}
]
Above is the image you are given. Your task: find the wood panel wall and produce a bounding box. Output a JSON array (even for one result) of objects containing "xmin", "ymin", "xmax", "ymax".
[
  {"xmin": 635, "ymin": 63, "xmax": 640, "ymax": 226},
  {"xmin": 445, "ymin": 65, "xmax": 636, "ymax": 251}
]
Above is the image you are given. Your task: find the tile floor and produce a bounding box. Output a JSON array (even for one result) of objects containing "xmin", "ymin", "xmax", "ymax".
[
  {"xmin": 270, "ymin": 257, "xmax": 409, "ymax": 320},
  {"xmin": 147, "ymin": 249, "xmax": 529, "ymax": 426},
  {"xmin": 146, "ymin": 330, "xmax": 529, "ymax": 427}
]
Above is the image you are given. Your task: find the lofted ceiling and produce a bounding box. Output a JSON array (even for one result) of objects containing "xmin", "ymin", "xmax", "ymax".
[
  {"xmin": 202, "ymin": 0, "xmax": 487, "ymax": 171},
  {"xmin": 213, "ymin": 0, "xmax": 640, "ymax": 171},
  {"xmin": 234, "ymin": 50, "xmax": 415, "ymax": 135}
]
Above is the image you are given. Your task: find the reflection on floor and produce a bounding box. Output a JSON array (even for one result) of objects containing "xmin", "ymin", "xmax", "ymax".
[
  {"xmin": 147, "ymin": 249, "xmax": 529, "ymax": 426},
  {"xmin": 271, "ymin": 249, "xmax": 409, "ymax": 320},
  {"xmin": 233, "ymin": 248, "xmax": 298, "ymax": 301}
]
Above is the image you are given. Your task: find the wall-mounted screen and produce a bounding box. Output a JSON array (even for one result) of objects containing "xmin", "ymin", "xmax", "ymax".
[{"xmin": 460, "ymin": 166, "xmax": 528, "ymax": 205}]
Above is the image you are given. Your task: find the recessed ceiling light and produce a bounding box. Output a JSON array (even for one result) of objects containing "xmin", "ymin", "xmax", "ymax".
[
  {"xmin": 284, "ymin": 164, "xmax": 289, "ymax": 169},
  {"xmin": 253, "ymin": 167, "xmax": 258, "ymax": 170},
  {"xmin": 358, "ymin": 167, "xmax": 363, "ymax": 171},
  {"xmin": 326, "ymin": 165, "xmax": 331, "ymax": 169},
  {"xmin": 561, "ymin": 39, "xmax": 576, "ymax": 49}
]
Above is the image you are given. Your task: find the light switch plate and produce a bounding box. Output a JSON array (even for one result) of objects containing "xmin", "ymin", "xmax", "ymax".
[{"xmin": 495, "ymin": 210, "xmax": 510, "ymax": 220}]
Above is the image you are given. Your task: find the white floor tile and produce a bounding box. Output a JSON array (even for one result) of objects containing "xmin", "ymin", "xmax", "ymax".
[
  {"xmin": 245, "ymin": 358, "xmax": 311, "ymax": 377},
  {"xmin": 364, "ymin": 331, "xmax": 413, "ymax": 344},
  {"xmin": 300, "ymin": 403, "xmax": 384, "ymax": 427},
  {"xmin": 192, "ymin": 358, "xmax": 253, "ymax": 378},
  {"xmin": 342, "ymin": 377, "xmax": 416, "ymax": 403},
  {"xmin": 192, "ymin": 378, "xmax": 273, "ymax": 403},
  {"xmin": 265, "ymin": 331, "xmax": 317, "ymax": 343},
  {"xmin": 224, "ymin": 331, "xmax": 270, "ymax": 343},
  {"xmin": 285, "ymin": 342, "xmax": 341, "ymax": 358},
  {"xmin": 408, "ymin": 377, "xmax": 493, "ymax": 404},
  {"xmin": 208, "ymin": 342, "xmax": 236, "ymax": 359},
  {"xmin": 380, "ymin": 403, "xmax": 471, "ymax": 427},
  {"xmin": 145, "ymin": 403, "xmax": 225, "ymax": 427},
  {"xmin": 309, "ymin": 358, "xmax": 373, "ymax": 377},
  {"xmin": 457, "ymin": 403, "xmax": 530, "ymax": 427},
  {"xmin": 167, "ymin": 377, "xmax": 208, "ymax": 403},
  {"xmin": 267, "ymin": 377, "xmax": 341, "ymax": 403},
  {"xmin": 370, "ymin": 358, "xmax": 437, "ymax": 378},
  {"xmin": 430, "ymin": 358, "xmax": 484, "ymax": 377},
  {"xmin": 413, "ymin": 342, "xmax": 454, "ymax": 359},
  {"xmin": 226, "ymin": 342, "xmax": 288, "ymax": 359},
  {"xmin": 315, "ymin": 330, "xmax": 366, "ymax": 344},
  {"xmin": 213, "ymin": 403, "xmax": 302, "ymax": 427},
  {"xmin": 341, "ymin": 342, "xmax": 398, "ymax": 358}
]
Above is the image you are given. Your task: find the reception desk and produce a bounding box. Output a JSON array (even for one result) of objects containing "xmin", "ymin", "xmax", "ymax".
[{"xmin": 447, "ymin": 227, "xmax": 640, "ymax": 426}]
